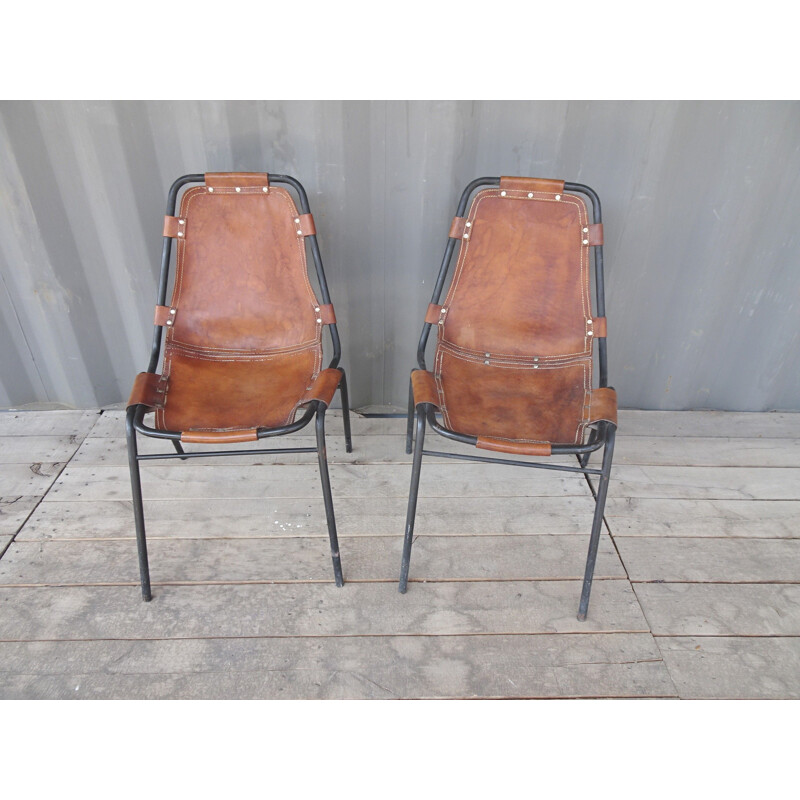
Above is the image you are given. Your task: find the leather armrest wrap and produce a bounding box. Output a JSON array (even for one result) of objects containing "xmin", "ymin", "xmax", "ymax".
[
  {"xmin": 302, "ymin": 368, "xmax": 343, "ymax": 408},
  {"xmin": 584, "ymin": 388, "xmax": 618, "ymax": 426},
  {"xmin": 181, "ymin": 429, "xmax": 258, "ymax": 444},
  {"xmin": 127, "ymin": 373, "xmax": 166, "ymax": 410},
  {"xmin": 476, "ymin": 438, "xmax": 552, "ymax": 457},
  {"xmin": 411, "ymin": 370, "xmax": 440, "ymax": 409}
]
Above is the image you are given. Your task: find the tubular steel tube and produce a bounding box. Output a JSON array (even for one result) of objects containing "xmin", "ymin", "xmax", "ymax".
[
  {"xmin": 125, "ymin": 406, "xmax": 152, "ymax": 601},
  {"xmin": 399, "ymin": 410, "xmax": 426, "ymax": 593},
  {"xmin": 315, "ymin": 406, "xmax": 344, "ymax": 587}
]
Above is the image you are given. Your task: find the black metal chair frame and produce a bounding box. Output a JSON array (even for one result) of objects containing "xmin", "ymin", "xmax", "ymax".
[
  {"xmin": 400, "ymin": 177, "xmax": 616, "ymax": 621},
  {"xmin": 126, "ymin": 173, "xmax": 352, "ymax": 601}
]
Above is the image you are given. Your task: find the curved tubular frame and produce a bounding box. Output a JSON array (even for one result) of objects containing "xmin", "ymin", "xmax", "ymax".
[
  {"xmin": 126, "ymin": 173, "xmax": 350, "ymax": 600},
  {"xmin": 400, "ymin": 177, "xmax": 616, "ymax": 621}
]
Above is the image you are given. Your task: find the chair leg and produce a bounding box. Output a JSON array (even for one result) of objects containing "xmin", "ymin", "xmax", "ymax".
[
  {"xmin": 315, "ymin": 405, "xmax": 344, "ymax": 587},
  {"xmin": 125, "ymin": 407, "xmax": 152, "ymax": 601},
  {"xmin": 405, "ymin": 377, "xmax": 414, "ymax": 454},
  {"xmin": 577, "ymin": 424, "xmax": 616, "ymax": 621},
  {"xmin": 172, "ymin": 440, "xmax": 189, "ymax": 460},
  {"xmin": 338, "ymin": 368, "xmax": 353, "ymax": 453},
  {"xmin": 399, "ymin": 407, "xmax": 426, "ymax": 593}
]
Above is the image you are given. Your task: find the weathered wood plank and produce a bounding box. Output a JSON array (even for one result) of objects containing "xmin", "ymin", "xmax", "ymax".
[
  {"xmin": 610, "ymin": 466, "xmax": 800, "ymax": 500},
  {"xmin": 655, "ymin": 636, "xmax": 800, "ymax": 699},
  {"xmin": 0, "ymin": 435, "xmax": 84, "ymax": 464},
  {"xmin": 46, "ymin": 463, "xmax": 594, "ymax": 502},
  {"xmin": 0, "ymin": 581, "xmax": 649, "ymax": 640},
  {"xmin": 617, "ymin": 537, "xmax": 800, "ymax": 583},
  {"xmin": 0, "ymin": 497, "xmax": 39, "ymax": 537},
  {"xmin": 614, "ymin": 437, "xmax": 800, "ymax": 467},
  {"xmin": 0, "ymin": 633, "xmax": 676, "ymax": 699},
  {"xmin": 0, "ymin": 463, "xmax": 65, "ymax": 496},
  {"xmin": 0, "ymin": 410, "xmax": 99, "ymax": 436},
  {"xmin": 635, "ymin": 583, "xmax": 800, "ymax": 635},
  {"xmin": 18, "ymin": 496, "xmax": 598, "ymax": 540},
  {"xmin": 605, "ymin": 498, "xmax": 800, "ymax": 538},
  {"xmin": 0, "ymin": 533, "xmax": 624, "ymax": 586},
  {"xmin": 616, "ymin": 410, "xmax": 799, "ymax": 438}
]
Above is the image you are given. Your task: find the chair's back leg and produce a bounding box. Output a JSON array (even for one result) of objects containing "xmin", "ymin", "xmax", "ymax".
[
  {"xmin": 405, "ymin": 377, "xmax": 414, "ymax": 455},
  {"xmin": 338, "ymin": 369, "xmax": 353, "ymax": 454},
  {"xmin": 399, "ymin": 408, "xmax": 427, "ymax": 593},
  {"xmin": 577, "ymin": 424, "xmax": 616, "ymax": 621},
  {"xmin": 315, "ymin": 406, "xmax": 344, "ymax": 587},
  {"xmin": 125, "ymin": 407, "xmax": 152, "ymax": 601},
  {"xmin": 172, "ymin": 440, "xmax": 189, "ymax": 461}
]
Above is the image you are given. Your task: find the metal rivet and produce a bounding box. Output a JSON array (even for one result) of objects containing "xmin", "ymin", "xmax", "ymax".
[
  {"xmin": 166, "ymin": 320, "xmax": 173, "ymax": 326},
  {"xmin": 316, "ymin": 318, "xmax": 322, "ymax": 323},
  {"xmin": 262, "ymin": 187, "xmax": 268, "ymax": 192},
  {"xmin": 297, "ymin": 230, "xmax": 303, "ymax": 236},
  {"xmin": 235, "ymin": 187, "xmax": 241, "ymax": 192},
  {"xmin": 294, "ymin": 218, "xmax": 300, "ymax": 223},
  {"xmin": 463, "ymin": 233, "xmax": 469, "ymax": 239},
  {"xmin": 314, "ymin": 307, "xmax": 320, "ymax": 312},
  {"xmin": 177, "ymin": 232, "xmax": 184, "ymax": 237},
  {"xmin": 555, "ymin": 194, "xmax": 561, "ymax": 201},
  {"xmin": 587, "ymin": 319, "xmax": 593, "ymax": 324},
  {"xmin": 170, "ymin": 308, "xmax": 176, "ymax": 315},
  {"xmin": 465, "ymin": 222, "xmax": 471, "ymax": 227},
  {"xmin": 484, "ymin": 360, "xmax": 489, "ymax": 365},
  {"xmin": 484, "ymin": 353, "xmax": 490, "ymax": 358},
  {"xmin": 583, "ymin": 227, "xmax": 589, "ymax": 233},
  {"xmin": 179, "ymin": 219, "xmax": 185, "ymax": 225},
  {"xmin": 500, "ymin": 191, "xmax": 506, "ymax": 196},
  {"xmin": 208, "ymin": 187, "xmax": 214, "ymax": 192},
  {"xmin": 588, "ymin": 331, "xmax": 594, "ymax": 336},
  {"xmin": 534, "ymin": 364, "xmax": 539, "ymax": 369},
  {"xmin": 583, "ymin": 239, "xmax": 589, "ymax": 245},
  {"xmin": 534, "ymin": 357, "xmax": 539, "ymax": 362},
  {"xmin": 528, "ymin": 192, "xmax": 533, "ymax": 198}
]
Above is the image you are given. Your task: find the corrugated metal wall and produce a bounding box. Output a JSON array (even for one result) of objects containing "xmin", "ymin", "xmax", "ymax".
[{"xmin": 1, "ymin": 100, "xmax": 798, "ymax": 411}]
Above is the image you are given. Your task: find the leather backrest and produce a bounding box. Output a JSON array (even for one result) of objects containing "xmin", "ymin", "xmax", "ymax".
[
  {"xmin": 167, "ymin": 182, "xmax": 321, "ymax": 354},
  {"xmin": 441, "ymin": 187, "xmax": 592, "ymax": 359}
]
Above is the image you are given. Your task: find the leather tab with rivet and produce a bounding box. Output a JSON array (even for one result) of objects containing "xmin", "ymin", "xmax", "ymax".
[
  {"xmin": 587, "ymin": 224, "xmax": 603, "ymax": 246},
  {"xmin": 154, "ymin": 306, "xmax": 177, "ymax": 327},
  {"xmin": 317, "ymin": 304, "xmax": 336, "ymax": 325},
  {"xmin": 425, "ymin": 304, "xmax": 443, "ymax": 324},
  {"xmin": 591, "ymin": 317, "xmax": 607, "ymax": 337},
  {"xmin": 163, "ymin": 216, "xmax": 186, "ymax": 238},
  {"xmin": 499, "ymin": 176, "xmax": 565, "ymax": 194},
  {"xmin": 295, "ymin": 213, "xmax": 316, "ymax": 237},
  {"xmin": 205, "ymin": 172, "xmax": 269, "ymax": 189},
  {"xmin": 449, "ymin": 217, "xmax": 467, "ymax": 239}
]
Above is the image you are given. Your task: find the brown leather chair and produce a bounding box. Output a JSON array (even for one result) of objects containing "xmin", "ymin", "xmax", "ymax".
[
  {"xmin": 126, "ymin": 172, "xmax": 352, "ymax": 601},
  {"xmin": 400, "ymin": 176, "xmax": 617, "ymax": 620}
]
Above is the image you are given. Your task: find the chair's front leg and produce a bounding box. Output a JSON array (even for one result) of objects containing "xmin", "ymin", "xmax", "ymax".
[
  {"xmin": 125, "ymin": 406, "xmax": 152, "ymax": 601},
  {"xmin": 338, "ymin": 368, "xmax": 353, "ymax": 454},
  {"xmin": 399, "ymin": 406, "xmax": 427, "ymax": 593},
  {"xmin": 315, "ymin": 403, "xmax": 344, "ymax": 587},
  {"xmin": 577, "ymin": 423, "xmax": 616, "ymax": 621}
]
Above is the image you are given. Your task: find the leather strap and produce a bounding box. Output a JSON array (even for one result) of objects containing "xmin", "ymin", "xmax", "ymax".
[
  {"xmin": 499, "ymin": 176, "xmax": 565, "ymax": 194},
  {"xmin": 449, "ymin": 217, "xmax": 467, "ymax": 239},
  {"xmin": 205, "ymin": 172, "xmax": 270, "ymax": 189},
  {"xmin": 476, "ymin": 437, "xmax": 552, "ymax": 457},
  {"xmin": 163, "ymin": 216, "xmax": 187, "ymax": 238},
  {"xmin": 127, "ymin": 372, "xmax": 166, "ymax": 410},
  {"xmin": 302, "ymin": 368, "xmax": 342, "ymax": 407},
  {"xmin": 590, "ymin": 317, "xmax": 607, "ymax": 338},
  {"xmin": 317, "ymin": 304, "xmax": 336, "ymax": 325},
  {"xmin": 587, "ymin": 224, "xmax": 603, "ymax": 246},
  {"xmin": 583, "ymin": 387, "xmax": 618, "ymax": 426},
  {"xmin": 411, "ymin": 369, "xmax": 440, "ymax": 409},
  {"xmin": 295, "ymin": 213, "xmax": 316, "ymax": 237},
  {"xmin": 154, "ymin": 306, "xmax": 177, "ymax": 327},
  {"xmin": 181, "ymin": 429, "xmax": 258, "ymax": 444},
  {"xmin": 425, "ymin": 304, "xmax": 443, "ymax": 324}
]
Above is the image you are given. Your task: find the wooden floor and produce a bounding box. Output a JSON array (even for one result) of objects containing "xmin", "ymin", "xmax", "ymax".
[{"xmin": 0, "ymin": 408, "xmax": 798, "ymax": 699}]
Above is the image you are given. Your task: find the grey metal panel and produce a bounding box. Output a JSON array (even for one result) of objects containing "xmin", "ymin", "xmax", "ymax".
[{"xmin": 0, "ymin": 100, "xmax": 798, "ymax": 411}]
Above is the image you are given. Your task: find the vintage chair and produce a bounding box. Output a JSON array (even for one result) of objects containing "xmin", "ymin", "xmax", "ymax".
[
  {"xmin": 400, "ymin": 176, "xmax": 617, "ymax": 620},
  {"xmin": 126, "ymin": 172, "xmax": 352, "ymax": 601}
]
